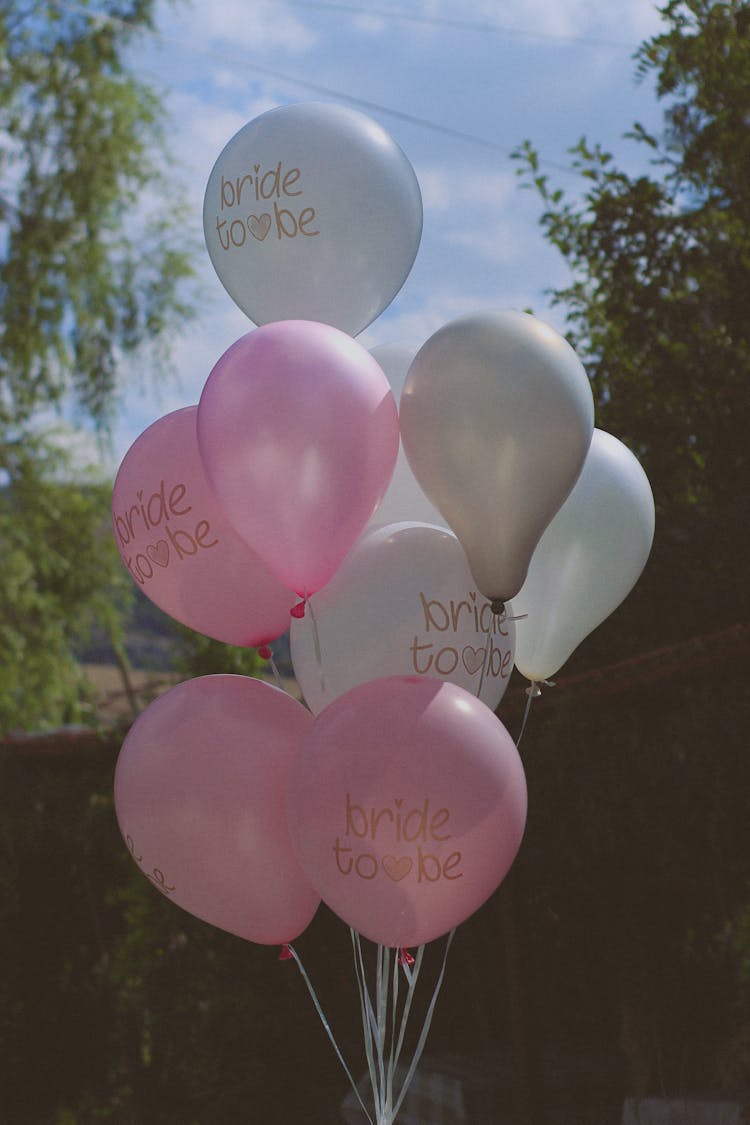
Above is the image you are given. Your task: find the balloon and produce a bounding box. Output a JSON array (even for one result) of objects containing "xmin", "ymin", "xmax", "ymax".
[
  {"xmin": 203, "ymin": 101, "xmax": 423, "ymax": 336},
  {"xmin": 290, "ymin": 522, "xmax": 515, "ymax": 714},
  {"xmin": 512, "ymin": 429, "xmax": 655, "ymax": 682},
  {"xmin": 114, "ymin": 675, "xmax": 319, "ymax": 945},
  {"xmin": 368, "ymin": 344, "xmax": 447, "ymax": 528},
  {"xmin": 289, "ymin": 676, "xmax": 527, "ymax": 948},
  {"xmin": 111, "ymin": 407, "xmax": 295, "ymax": 646},
  {"xmin": 399, "ymin": 310, "xmax": 595, "ymax": 605},
  {"xmin": 197, "ymin": 321, "xmax": 399, "ymax": 597}
]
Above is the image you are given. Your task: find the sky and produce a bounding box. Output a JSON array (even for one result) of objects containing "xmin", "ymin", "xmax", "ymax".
[{"xmin": 99, "ymin": 0, "xmax": 668, "ymax": 471}]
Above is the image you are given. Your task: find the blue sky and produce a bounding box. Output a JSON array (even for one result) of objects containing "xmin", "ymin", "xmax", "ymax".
[{"xmin": 103, "ymin": 0, "xmax": 667, "ymax": 468}]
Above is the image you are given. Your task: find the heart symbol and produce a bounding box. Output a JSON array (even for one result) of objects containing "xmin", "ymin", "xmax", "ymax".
[
  {"xmin": 462, "ymin": 645, "xmax": 486, "ymax": 676},
  {"xmin": 147, "ymin": 540, "xmax": 170, "ymax": 567},
  {"xmin": 248, "ymin": 213, "xmax": 271, "ymax": 241},
  {"xmin": 382, "ymin": 855, "xmax": 413, "ymax": 882}
]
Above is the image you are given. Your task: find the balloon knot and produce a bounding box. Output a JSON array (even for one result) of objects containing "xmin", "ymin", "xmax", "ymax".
[
  {"xmin": 490, "ymin": 598, "xmax": 506, "ymax": 617},
  {"xmin": 257, "ymin": 645, "xmax": 272, "ymax": 660},
  {"xmin": 290, "ymin": 600, "xmax": 307, "ymax": 620},
  {"xmin": 525, "ymin": 679, "xmax": 555, "ymax": 698},
  {"xmin": 278, "ymin": 944, "xmax": 293, "ymax": 961},
  {"xmin": 398, "ymin": 948, "xmax": 415, "ymax": 967}
]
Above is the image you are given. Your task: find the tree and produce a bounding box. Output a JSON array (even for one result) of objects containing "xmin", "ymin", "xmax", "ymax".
[
  {"xmin": 510, "ymin": 0, "xmax": 750, "ymax": 1100},
  {"xmin": 514, "ymin": 0, "xmax": 750, "ymax": 662},
  {"xmin": 0, "ymin": 0, "xmax": 196, "ymax": 731},
  {"xmin": 0, "ymin": 440, "xmax": 134, "ymax": 731}
]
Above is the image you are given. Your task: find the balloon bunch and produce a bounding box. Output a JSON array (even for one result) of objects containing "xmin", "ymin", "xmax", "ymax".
[{"xmin": 111, "ymin": 102, "xmax": 655, "ymax": 1123}]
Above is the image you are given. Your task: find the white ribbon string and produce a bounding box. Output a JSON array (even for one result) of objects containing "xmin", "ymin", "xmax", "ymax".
[
  {"xmin": 517, "ymin": 677, "xmax": 555, "ymax": 748},
  {"xmin": 286, "ymin": 943, "xmax": 375, "ymax": 1125},
  {"xmin": 390, "ymin": 930, "xmax": 455, "ymax": 1122},
  {"xmin": 353, "ymin": 932, "xmax": 455, "ymax": 1125},
  {"xmin": 266, "ymin": 652, "xmax": 285, "ymax": 693},
  {"xmin": 290, "ymin": 930, "xmax": 455, "ymax": 1125},
  {"xmin": 306, "ymin": 593, "xmax": 327, "ymax": 698}
]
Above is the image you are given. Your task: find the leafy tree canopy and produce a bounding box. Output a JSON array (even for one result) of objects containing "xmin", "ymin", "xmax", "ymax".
[
  {"xmin": 0, "ymin": 0, "xmax": 196, "ymax": 731},
  {"xmin": 0, "ymin": 441, "xmax": 133, "ymax": 731},
  {"xmin": 514, "ymin": 0, "xmax": 750, "ymax": 656},
  {"xmin": 0, "ymin": 0, "xmax": 195, "ymax": 436}
]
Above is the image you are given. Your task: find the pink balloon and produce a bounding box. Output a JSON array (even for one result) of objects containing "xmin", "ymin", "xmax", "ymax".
[
  {"xmin": 197, "ymin": 322, "xmax": 400, "ymax": 596},
  {"xmin": 114, "ymin": 675, "xmax": 320, "ymax": 945},
  {"xmin": 112, "ymin": 407, "xmax": 295, "ymax": 646},
  {"xmin": 289, "ymin": 676, "xmax": 527, "ymax": 947}
]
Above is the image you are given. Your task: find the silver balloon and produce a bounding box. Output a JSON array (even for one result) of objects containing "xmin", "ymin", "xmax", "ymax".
[{"xmin": 400, "ymin": 310, "xmax": 595, "ymax": 603}]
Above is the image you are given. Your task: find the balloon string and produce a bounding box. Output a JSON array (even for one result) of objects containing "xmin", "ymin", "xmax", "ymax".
[
  {"xmin": 352, "ymin": 930, "xmax": 382, "ymax": 1121},
  {"xmin": 258, "ymin": 645, "xmax": 294, "ymax": 696},
  {"xmin": 392, "ymin": 943, "xmax": 424, "ymax": 1071},
  {"xmin": 476, "ymin": 631, "xmax": 489, "ymax": 700},
  {"xmin": 386, "ymin": 945, "xmax": 400, "ymax": 1117},
  {"xmin": 267, "ymin": 653, "xmax": 286, "ymax": 693},
  {"xmin": 476, "ymin": 608, "xmax": 495, "ymax": 700},
  {"xmin": 516, "ymin": 683, "xmax": 537, "ymax": 748},
  {"xmin": 286, "ymin": 942, "xmax": 375, "ymax": 1125},
  {"xmin": 306, "ymin": 593, "xmax": 327, "ymax": 700},
  {"xmin": 344, "ymin": 931, "xmax": 455, "ymax": 1125},
  {"xmin": 376, "ymin": 943, "xmax": 390, "ymax": 1118},
  {"xmin": 516, "ymin": 678, "xmax": 553, "ymax": 748},
  {"xmin": 390, "ymin": 929, "xmax": 455, "ymax": 1122},
  {"xmin": 477, "ymin": 604, "xmax": 519, "ymax": 701}
]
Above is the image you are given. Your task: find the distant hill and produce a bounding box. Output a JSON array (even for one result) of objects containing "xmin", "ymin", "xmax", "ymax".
[
  {"xmin": 79, "ymin": 587, "xmax": 292, "ymax": 673},
  {"xmin": 78, "ymin": 588, "xmax": 181, "ymax": 670}
]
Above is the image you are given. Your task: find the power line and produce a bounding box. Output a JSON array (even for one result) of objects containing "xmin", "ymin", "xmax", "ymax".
[
  {"xmin": 48, "ymin": 0, "xmax": 575, "ymax": 170},
  {"xmin": 189, "ymin": 54, "xmax": 513, "ymax": 154},
  {"xmin": 285, "ymin": 0, "xmax": 637, "ymax": 50}
]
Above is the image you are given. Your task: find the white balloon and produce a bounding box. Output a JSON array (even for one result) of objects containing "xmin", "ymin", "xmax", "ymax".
[
  {"xmin": 368, "ymin": 343, "xmax": 447, "ymax": 529},
  {"xmin": 203, "ymin": 102, "xmax": 422, "ymax": 336},
  {"xmin": 290, "ymin": 522, "xmax": 516, "ymax": 714},
  {"xmin": 400, "ymin": 310, "xmax": 595, "ymax": 604},
  {"xmin": 513, "ymin": 429, "xmax": 655, "ymax": 682}
]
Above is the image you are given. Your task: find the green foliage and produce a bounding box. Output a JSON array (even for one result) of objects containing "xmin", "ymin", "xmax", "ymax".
[
  {"xmin": 2, "ymin": 668, "xmax": 747, "ymax": 1120},
  {"xmin": 0, "ymin": 1, "xmax": 197, "ymax": 731},
  {"xmin": 509, "ymin": 0, "xmax": 750, "ymax": 1099},
  {"xmin": 0, "ymin": 443, "xmax": 133, "ymax": 732},
  {"xmin": 0, "ymin": 749, "xmax": 346, "ymax": 1124},
  {"xmin": 0, "ymin": 0, "xmax": 195, "ymax": 430},
  {"xmin": 513, "ymin": 0, "xmax": 750, "ymax": 656},
  {"xmin": 173, "ymin": 629, "xmax": 264, "ymax": 681},
  {"xmin": 511, "ymin": 671, "xmax": 750, "ymax": 1095}
]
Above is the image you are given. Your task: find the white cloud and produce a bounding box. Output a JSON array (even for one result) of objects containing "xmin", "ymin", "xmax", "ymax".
[
  {"xmin": 417, "ymin": 166, "xmax": 516, "ymax": 212},
  {"xmin": 361, "ymin": 286, "xmax": 531, "ymax": 351},
  {"xmin": 445, "ymin": 221, "xmax": 523, "ymax": 266},
  {"xmin": 166, "ymin": 0, "xmax": 318, "ymax": 55},
  {"xmin": 362, "ymin": 281, "xmax": 571, "ymax": 356},
  {"xmin": 351, "ymin": 13, "xmax": 388, "ymax": 36},
  {"xmin": 416, "ymin": 0, "xmax": 661, "ymax": 43}
]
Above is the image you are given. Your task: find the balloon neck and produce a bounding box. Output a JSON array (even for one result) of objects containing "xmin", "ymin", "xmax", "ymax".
[
  {"xmin": 290, "ymin": 599, "xmax": 307, "ymax": 620},
  {"xmin": 489, "ymin": 597, "xmax": 506, "ymax": 617}
]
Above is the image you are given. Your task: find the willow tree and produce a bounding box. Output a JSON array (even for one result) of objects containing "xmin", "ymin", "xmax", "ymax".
[{"xmin": 0, "ymin": 0, "xmax": 195, "ymax": 730}]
